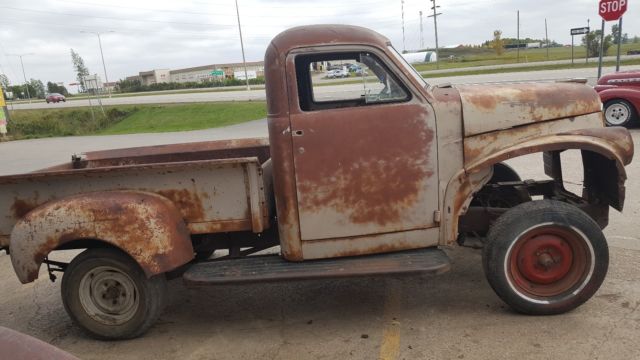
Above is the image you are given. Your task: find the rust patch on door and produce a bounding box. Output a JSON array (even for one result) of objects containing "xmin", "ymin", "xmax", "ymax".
[{"xmin": 295, "ymin": 106, "xmax": 434, "ymax": 227}]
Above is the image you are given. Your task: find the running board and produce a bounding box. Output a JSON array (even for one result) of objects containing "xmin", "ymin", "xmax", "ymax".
[{"xmin": 182, "ymin": 248, "xmax": 451, "ymax": 286}]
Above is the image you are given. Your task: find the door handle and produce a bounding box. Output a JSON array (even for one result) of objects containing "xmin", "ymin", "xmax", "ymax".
[{"xmin": 293, "ymin": 130, "xmax": 304, "ymax": 137}]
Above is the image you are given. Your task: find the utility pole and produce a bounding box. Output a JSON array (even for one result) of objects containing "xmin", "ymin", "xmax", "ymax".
[
  {"xmin": 401, "ymin": 0, "xmax": 406, "ymax": 52},
  {"xmin": 81, "ymin": 31, "xmax": 114, "ymax": 98},
  {"xmin": 7, "ymin": 53, "xmax": 33, "ymax": 103},
  {"xmin": 615, "ymin": 17, "xmax": 623, "ymax": 72},
  {"xmin": 419, "ymin": 11, "xmax": 424, "ymax": 49},
  {"xmin": 597, "ymin": 19, "xmax": 605, "ymax": 79},
  {"xmin": 586, "ymin": 19, "xmax": 590, "ymax": 63},
  {"xmin": 427, "ymin": 0, "xmax": 442, "ymax": 69},
  {"xmin": 516, "ymin": 10, "xmax": 520, "ymax": 63},
  {"xmin": 235, "ymin": 0, "xmax": 250, "ymax": 91},
  {"xmin": 545, "ymin": 18, "xmax": 549, "ymax": 61}
]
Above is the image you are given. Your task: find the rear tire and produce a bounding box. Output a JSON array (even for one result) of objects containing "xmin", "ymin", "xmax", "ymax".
[
  {"xmin": 604, "ymin": 99, "xmax": 637, "ymax": 127},
  {"xmin": 483, "ymin": 200, "xmax": 608, "ymax": 315},
  {"xmin": 61, "ymin": 248, "xmax": 167, "ymax": 339}
]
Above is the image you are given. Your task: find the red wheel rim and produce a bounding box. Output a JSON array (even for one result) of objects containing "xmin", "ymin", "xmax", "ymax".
[{"xmin": 508, "ymin": 225, "xmax": 592, "ymax": 298}]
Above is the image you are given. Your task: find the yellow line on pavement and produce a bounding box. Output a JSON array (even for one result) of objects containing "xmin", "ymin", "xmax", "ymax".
[{"xmin": 379, "ymin": 280, "xmax": 402, "ymax": 360}]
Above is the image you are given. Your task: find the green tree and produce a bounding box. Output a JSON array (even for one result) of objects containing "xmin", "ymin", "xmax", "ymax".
[
  {"xmin": 612, "ymin": 24, "xmax": 621, "ymax": 44},
  {"xmin": 492, "ymin": 30, "xmax": 504, "ymax": 55},
  {"xmin": 70, "ymin": 49, "xmax": 90, "ymax": 92},
  {"xmin": 611, "ymin": 24, "xmax": 629, "ymax": 45},
  {"xmin": 582, "ymin": 30, "xmax": 612, "ymax": 57},
  {"xmin": 29, "ymin": 79, "xmax": 45, "ymax": 99},
  {"xmin": 46, "ymin": 81, "xmax": 69, "ymax": 96},
  {"xmin": 0, "ymin": 74, "xmax": 9, "ymax": 90}
]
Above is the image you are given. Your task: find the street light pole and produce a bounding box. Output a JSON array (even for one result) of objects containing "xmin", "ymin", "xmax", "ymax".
[
  {"xmin": 235, "ymin": 0, "xmax": 250, "ymax": 91},
  {"xmin": 427, "ymin": 0, "xmax": 442, "ymax": 69},
  {"xmin": 81, "ymin": 30, "xmax": 114, "ymax": 98},
  {"xmin": 401, "ymin": 0, "xmax": 406, "ymax": 52},
  {"xmin": 7, "ymin": 53, "xmax": 33, "ymax": 103},
  {"xmin": 419, "ymin": 11, "xmax": 424, "ymax": 49}
]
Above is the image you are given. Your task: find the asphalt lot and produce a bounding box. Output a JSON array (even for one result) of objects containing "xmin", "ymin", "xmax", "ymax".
[
  {"xmin": 9, "ymin": 64, "xmax": 638, "ymax": 110},
  {"xmin": 0, "ymin": 120, "xmax": 639, "ymax": 359}
]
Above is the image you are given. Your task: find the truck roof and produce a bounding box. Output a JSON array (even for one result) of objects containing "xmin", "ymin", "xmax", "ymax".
[{"xmin": 269, "ymin": 24, "xmax": 391, "ymax": 55}]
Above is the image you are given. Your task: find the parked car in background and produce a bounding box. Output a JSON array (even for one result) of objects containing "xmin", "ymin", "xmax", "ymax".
[
  {"xmin": 595, "ymin": 71, "xmax": 640, "ymax": 127},
  {"xmin": 46, "ymin": 93, "xmax": 66, "ymax": 103},
  {"xmin": 325, "ymin": 68, "xmax": 349, "ymax": 78},
  {"xmin": 355, "ymin": 68, "xmax": 368, "ymax": 76}
]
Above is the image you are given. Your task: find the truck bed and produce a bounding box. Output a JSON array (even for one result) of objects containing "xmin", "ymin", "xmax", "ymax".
[{"xmin": 0, "ymin": 138, "xmax": 273, "ymax": 248}]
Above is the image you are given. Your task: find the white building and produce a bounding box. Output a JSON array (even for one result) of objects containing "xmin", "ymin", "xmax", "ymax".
[
  {"xmin": 169, "ymin": 61, "xmax": 264, "ymax": 83},
  {"xmin": 402, "ymin": 51, "xmax": 438, "ymax": 64},
  {"xmin": 128, "ymin": 61, "xmax": 265, "ymax": 85}
]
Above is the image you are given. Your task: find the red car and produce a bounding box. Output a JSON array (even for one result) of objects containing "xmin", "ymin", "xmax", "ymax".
[
  {"xmin": 595, "ymin": 70, "xmax": 640, "ymax": 127},
  {"xmin": 45, "ymin": 93, "xmax": 66, "ymax": 103}
]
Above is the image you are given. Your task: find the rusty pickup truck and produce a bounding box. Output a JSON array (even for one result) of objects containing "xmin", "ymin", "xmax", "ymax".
[{"xmin": 0, "ymin": 25, "xmax": 634, "ymax": 339}]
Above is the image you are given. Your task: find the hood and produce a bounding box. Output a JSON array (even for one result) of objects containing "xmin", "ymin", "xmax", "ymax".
[{"xmin": 456, "ymin": 83, "xmax": 602, "ymax": 137}]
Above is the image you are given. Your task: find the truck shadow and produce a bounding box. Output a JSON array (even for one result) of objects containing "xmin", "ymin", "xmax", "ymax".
[{"xmin": 152, "ymin": 247, "xmax": 506, "ymax": 336}]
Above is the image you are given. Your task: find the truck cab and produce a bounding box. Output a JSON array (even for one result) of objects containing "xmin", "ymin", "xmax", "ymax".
[{"xmin": 0, "ymin": 25, "xmax": 634, "ymax": 340}]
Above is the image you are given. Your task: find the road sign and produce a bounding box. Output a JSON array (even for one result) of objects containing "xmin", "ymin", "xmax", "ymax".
[
  {"xmin": 570, "ymin": 27, "xmax": 590, "ymax": 35},
  {"xmin": 599, "ymin": 0, "xmax": 627, "ymax": 21},
  {"xmin": 210, "ymin": 70, "xmax": 224, "ymax": 76}
]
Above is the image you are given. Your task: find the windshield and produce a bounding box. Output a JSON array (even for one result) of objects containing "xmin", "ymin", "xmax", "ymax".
[{"xmin": 387, "ymin": 46, "xmax": 428, "ymax": 88}]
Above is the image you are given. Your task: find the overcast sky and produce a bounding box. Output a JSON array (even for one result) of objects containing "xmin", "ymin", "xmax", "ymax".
[{"xmin": 0, "ymin": 0, "xmax": 638, "ymax": 88}]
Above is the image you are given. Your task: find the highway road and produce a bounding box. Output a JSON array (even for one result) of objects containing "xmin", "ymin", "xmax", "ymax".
[{"xmin": 9, "ymin": 64, "xmax": 638, "ymax": 110}]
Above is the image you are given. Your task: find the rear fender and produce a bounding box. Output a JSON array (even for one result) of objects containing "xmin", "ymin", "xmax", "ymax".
[{"xmin": 10, "ymin": 191, "xmax": 194, "ymax": 284}]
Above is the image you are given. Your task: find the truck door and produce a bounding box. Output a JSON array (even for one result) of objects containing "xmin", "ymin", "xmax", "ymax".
[{"xmin": 288, "ymin": 49, "xmax": 439, "ymax": 241}]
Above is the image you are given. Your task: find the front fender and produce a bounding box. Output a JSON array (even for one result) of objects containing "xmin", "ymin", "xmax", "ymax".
[
  {"xmin": 440, "ymin": 123, "xmax": 634, "ymax": 246},
  {"xmin": 10, "ymin": 191, "xmax": 194, "ymax": 284}
]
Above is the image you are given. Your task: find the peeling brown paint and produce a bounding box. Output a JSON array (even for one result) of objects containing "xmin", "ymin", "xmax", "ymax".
[
  {"xmin": 10, "ymin": 191, "xmax": 194, "ymax": 284},
  {"xmin": 294, "ymin": 108, "xmax": 435, "ymax": 227},
  {"xmin": 458, "ymin": 83, "xmax": 602, "ymax": 137},
  {"xmin": 10, "ymin": 199, "xmax": 38, "ymax": 219},
  {"xmin": 156, "ymin": 189, "xmax": 206, "ymax": 222}
]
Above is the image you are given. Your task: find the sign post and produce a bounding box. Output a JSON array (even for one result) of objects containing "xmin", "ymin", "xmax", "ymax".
[
  {"xmin": 570, "ymin": 27, "xmax": 590, "ymax": 65},
  {"xmin": 598, "ymin": 0, "xmax": 628, "ymax": 78},
  {"xmin": 0, "ymin": 84, "xmax": 8, "ymax": 139}
]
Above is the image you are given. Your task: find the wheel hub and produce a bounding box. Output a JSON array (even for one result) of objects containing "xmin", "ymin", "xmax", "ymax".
[
  {"xmin": 79, "ymin": 266, "xmax": 139, "ymax": 325},
  {"xmin": 516, "ymin": 235, "xmax": 573, "ymax": 285},
  {"xmin": 509, "ymin": 225, "xmax": 591, "ymax": 298},
  {"xmin": 605, "ymin": 104, "xmax": 629, "ymax": 125}
]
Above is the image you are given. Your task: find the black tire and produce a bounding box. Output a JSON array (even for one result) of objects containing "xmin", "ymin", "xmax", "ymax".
[
  {"xmin": 604, "ymin": 99, "xmax": 637, "ymax": 128},
  {"xmin": 61, "ymin": 248, "xmax": 168, "ymax": 340},
  {"xmin": 195, "ymin": 249, "xmax": 215, "ymax": 261},
  {"xmin": 471, "ymin": 163, "xmax": 531, "ymax": 208},
  {"xmin": 483, "ymin": 200, "xmax": 608, "ymax": 315}
]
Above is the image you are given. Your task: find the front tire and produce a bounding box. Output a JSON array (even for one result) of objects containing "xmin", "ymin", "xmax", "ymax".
[
  {"xmin": 483, "ymin": 200, "xmax": 608, "ymax": 315},
  {"xmin": 604, "ymin": 99, "xmax": 637, "ymax": 127},
  {"xmin": 62, "ymin": 248, "xmax": 168, "ymax": 339}
]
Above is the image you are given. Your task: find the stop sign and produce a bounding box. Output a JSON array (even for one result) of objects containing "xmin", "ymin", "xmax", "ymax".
[{"xmin": 599, "ymin": 0, "xmax": 628, "ymax": 21}]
